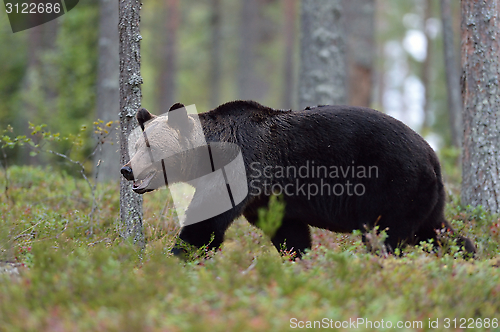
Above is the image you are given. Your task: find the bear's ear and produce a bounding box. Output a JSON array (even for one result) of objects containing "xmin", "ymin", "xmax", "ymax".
[
  {"xmin": 137, "ymin": 108, "xmax": 155, "ymax": 131},
  {"xmin": 168, "ymin": 103, "xmax": 185, "ymax": 112},
  {"xmin": 168, "ymin": 103, "xmax": 190, "ymax": 132}
]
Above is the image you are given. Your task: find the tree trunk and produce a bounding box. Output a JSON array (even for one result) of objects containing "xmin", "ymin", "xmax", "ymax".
[
  {"xmin": 421, "ymin": 0, "xmax": 433, "ymax": 132},
  {"xmin": 373, "ymin": 0, "xmax": 386, "ymax": 110},
  {"xmin": 299, "ymin": 0, "xmax": 346, "ymax": 109},
  {"xmin": 461, "ymin": 0, "xmax": 500, "ymax": 213},
  {"xmin": 210, "ymin": 0, "xmax": 222, "ymax": 109},
  {"xmin": 19, "ymin": 24, "xmax": 43, "ymax": 166},
  {"xmin": 95, "ymin": 0, "xmax": 120, "ymax": 182},
  {"xmin": 237, "ymin": 0, "xmax": 262, "ymax": 100},
  {"xmin": 118, "ymin": 0, "xmax": 144, "ymax": 246},
  {"xmin": 343, "ymin": 0, "xmax": 374, "ymax": 107},
  {"xmin": 440, "ymin": 0, "xmax": 462, "ymax": 147},
  {"xmin": 282, "ymin": 0, "xmax": 296, "ymax": 109},
  {"xmin": 159, "ymin": 0, "xmax": 179, "ymax": 110},
  {"xmin": 17, "ymin": 19, "xmax": 59, "ymax": 165}
]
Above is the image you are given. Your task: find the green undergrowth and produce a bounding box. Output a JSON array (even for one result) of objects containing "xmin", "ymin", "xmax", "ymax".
[{"xmin": 1, "ymin": 166, "xmax": 500, "ymax": 331}]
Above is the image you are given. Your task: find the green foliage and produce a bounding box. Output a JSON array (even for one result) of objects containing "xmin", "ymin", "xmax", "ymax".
[
  {"xmin": 361, "ymin": 225, "xmax": 389, "ymax": 257},
  {"xmin": 0, "ymin": 0, "xmax": 464, "ymax": 172},
  {"xmin": 0, "ymin": 14, "xmax": 27, "ymax": 127},
  {"xmin": 0, "ymin": 0, "xmax": 499, "ymax": 328},
  {"xmin": 445, "ymin": 200, "xmax": 500, "ymax": 258},
  {"xmin": 0, "ymin": 2, "xmax": 98, "ymax": 167},
  {"xmin": 1, "ymin": 166, "xmax": 500, "ymax": 331},
  {"xmin": 51, "ymin": 4, "xmax": 98, "ymax": 132},
  {"xmin": 439, "ymin": 145, "xmax": 462, "ymax": 188},
  {"xmin": 256, "ymin": 195, "xmax": 285, "ymax": 238},
  {"xmin": 1, "ymin": 121, "xmax": 95, "ymax": 179}
]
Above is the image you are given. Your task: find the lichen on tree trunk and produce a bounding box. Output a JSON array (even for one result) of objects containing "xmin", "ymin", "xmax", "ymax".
[
  {"xmin": 118, "ymin": 0, "xmax": 144, "ymax": 246},
  {"xmin": 299, "ymin": 0, "xmax": 346, "ymax": 109},
  {"xmin": 461, "ymin": 0, "xmax": 500, "ymax": 213}
]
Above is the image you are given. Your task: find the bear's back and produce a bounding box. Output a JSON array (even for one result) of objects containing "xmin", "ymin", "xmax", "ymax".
[{"xmin": 200, "ymin": 101, "xmax": 434, "ymax": 164}]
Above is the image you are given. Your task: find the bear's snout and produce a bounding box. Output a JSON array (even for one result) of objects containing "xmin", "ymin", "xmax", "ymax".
[{"xmin": 121, "ymin": 165, "xmax": 134, "ymax": 181}]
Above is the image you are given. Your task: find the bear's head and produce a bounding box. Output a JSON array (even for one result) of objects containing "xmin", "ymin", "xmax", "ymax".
[{"xmin": 120, "ymin": 103, "xmax": 206, "ymax": 194}]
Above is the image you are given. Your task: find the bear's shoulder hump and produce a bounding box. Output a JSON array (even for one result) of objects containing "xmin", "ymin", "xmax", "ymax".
[{"xmin": 211, "ymin": 100, "xmax": 291, "ymax": 117}]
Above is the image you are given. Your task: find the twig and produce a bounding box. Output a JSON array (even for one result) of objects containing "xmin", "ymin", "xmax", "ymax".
[
  {"xmin": 0, "ymin": 147, "xmax": 11, "ymax": 202},
  {"xmin": 241, "ymin": 257, "xmax": 258, "ymax": 275},
  {"xmin": 13, "ymin": 220, "xmax": 43, "ymax": 240}
]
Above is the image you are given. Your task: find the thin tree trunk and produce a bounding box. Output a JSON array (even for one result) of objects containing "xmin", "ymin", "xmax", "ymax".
[
  {"xmin": 210, "ymin": 0, "xmax": 222, "ymax": 109},
  {"xmin": 461, "ymin": 0, "xmax": 500, "ymax": 213},
  {"xmin": 282, "ymin": 0, "xmax": 296, "ymax": 109},
  {"xmin": 343, "ymin": 0, "xmax": 374, "ymax": 107},
  {"xmin": 17, "ymin": 18, "xmax": 60, "ymax": 165},
  {"xmin": 237, "ymin": 0, "xmax": 260, "ymax": 100},
  {"xmin": 299, "ymin": 0, "xmax": 346, "ymax": 109},
  {"xmin": 421, "ymin": 0, "xmax": 433, "ymax": 131},
  {"xmin": 440, "ymin": 0, "xmax": 462, "ymax": 147},
  {"xmin": 19, "ymin": 24, "xmax": 43, "ymax": 166},
  {"xmin": 119, "ymin": 0, "xmax": 144, "ymax": 246},
  {"xmin": 373, "ymin": 0, "xmax": 386, "ymax": 109},
  {"xmin": 95, "ymin": 0, "xmax": 120, "ymax": 182},
  {"xmin": 159, "ymin": 0, "xmax": 179, "ymax": 110}
]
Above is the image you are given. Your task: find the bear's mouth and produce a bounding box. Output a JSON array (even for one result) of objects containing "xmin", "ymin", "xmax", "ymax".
[{"xmin": 132, "ymin": 171, "xmax": 156, "ymax": 194}]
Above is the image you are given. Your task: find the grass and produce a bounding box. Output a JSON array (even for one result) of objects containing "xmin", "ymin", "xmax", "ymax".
[{"xmin": 1, "ymin": 166, "xmax": 500, "ymax": 331}]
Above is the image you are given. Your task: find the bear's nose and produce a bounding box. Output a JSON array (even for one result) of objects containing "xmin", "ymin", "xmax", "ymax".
[{"xmin": 120, "ymin": 166, "xmax": 134, "ymax": 181}]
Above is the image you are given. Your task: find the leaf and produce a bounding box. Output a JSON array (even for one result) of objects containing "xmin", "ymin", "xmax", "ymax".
[{"xmin": 29, "ymin": 151, "xmax": 37, "ymax": 157}]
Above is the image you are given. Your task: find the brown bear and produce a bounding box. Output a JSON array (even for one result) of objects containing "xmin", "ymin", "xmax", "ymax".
[{"xmin": 121, "ymin": 100, "xmax": 475, "ymax": 258}]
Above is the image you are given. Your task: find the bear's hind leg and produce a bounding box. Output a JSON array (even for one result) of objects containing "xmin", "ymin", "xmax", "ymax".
[
  {"xmin": 270, "ymin": 218, "xmax": 312, "ymax": 259},
  {"xmin": 415, "ymin": 220, "xmax": 476, "ymax": 255},
  {"xmin": 378, "ymin": 221, "xmax": 416, "ymax": 254}
]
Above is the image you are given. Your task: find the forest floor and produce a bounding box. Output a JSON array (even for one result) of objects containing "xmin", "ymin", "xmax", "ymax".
[{"xmin": 1, "ymin": 166, "xmax": 500, "ymax": 331}]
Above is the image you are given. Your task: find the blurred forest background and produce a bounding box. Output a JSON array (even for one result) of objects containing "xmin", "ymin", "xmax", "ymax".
[{"xmin": 0, "ymin": 0, "xmax": 462, "ymax": 178}]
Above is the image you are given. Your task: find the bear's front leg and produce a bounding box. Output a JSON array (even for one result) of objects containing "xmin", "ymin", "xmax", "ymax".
[
  {"xmin": 171, "ymin": 219, "xmax": 224, "ymax": 259},
  {"xmin": 270, "ymin": 218, "xmax": 312, "ymax": 260},
  {"xmin": 171, "ymin": 191, "xmax": 249, "ymax": 259}
]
